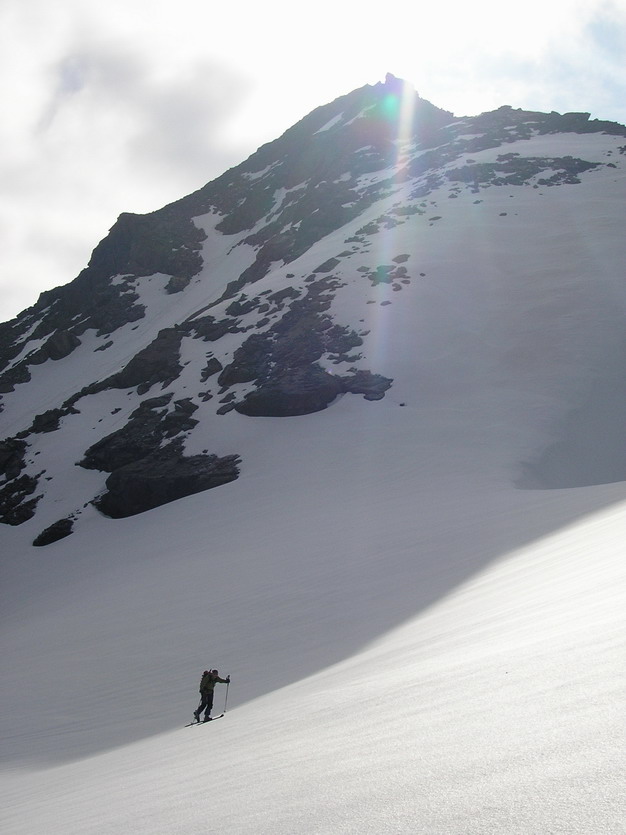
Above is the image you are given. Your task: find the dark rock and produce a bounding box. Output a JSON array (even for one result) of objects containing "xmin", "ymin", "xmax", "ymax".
[
  {"xmin": 313, "ymin": 257, "xmax": 341, "ymax": 273},
  {"xmin": 30, "ymin": 408, "xmax": 71, "ymax": 434},
  {"xmin": 448, "ymin": 156, "xmax": 601, "ymax": 190},
  {"xmin": 44, "ymin": 330, "xmax": 82, "ymax": 361},
  {"xmin": 0, "ymin": 438, "xmax": 27, "ymax": 480},
  {"xmin": 80, "ymin": 395, "xmax": 235, "ymax": 518},
  {"xmin": 0, "ymin": 204, "xmax": 207, "ymax": 376},
  {"xmin": 85, "ymin": 211, "xmax": 205, "ymax": 287},
  {"xmin": 201, "ymin": 357, "xmax": 223, "ymax": 381},
  {"xmin": 187, "ymin": 316, "xmax": 237, "ymax": 342},
  {"xmin": 28, "ymin": 330, "xmax": 82, "ymax": 365},
  {"xmin": 94, "ymin": 441, "xmax": 240, "ymax": 518},
  {"xmin": 360, "ymin": 264, "xmax": 410, "ymax": 286},
  {"xmin": 162, "ymin": 399, "xmax": 199, "ymax": 437},
  {"xmin": 165, "ymin": 275, "xmax": 192, "ymax": 294},
  {"xmin": 226, "ymin": 295, "xmax": 259, "ymax": 316},
  {"xmin": 106, "ymin": 328, "xmax": 184, "ymax": 391},
  {"xmin": 33, "ymin": 517, "xmax": 74, "ymax": 547},
  {"xmin": 79, "ymin": 394, "xmax": 175, "ymax": 472},
  {"xmin": 155, "ymin": 80, "xmax": 454, "ymax": 304},
  {"xmin": 267, "ymin": 287, "xmax": 301, "ymax": 307},
  {"xmin": 218, "ymin": 334, "xmax": 274, "ymax": 387},
  {"xmin": 0, "ymin": 474, "xmax": 40, "ymax": 525},
  {"xmin": 217, "ymin": 277, "xmax": 386, "ymax": 417},
  {"xmin": 0, "ymin": 361, "xmax": 32, "ymax": 393},
  {"xmin": 32, "ymin": 277, "xmax": 145, "ymax": 342},
  {"xmin": 235, "ymin": 365, "xmax": 342, "ymax": 417},
  {"xmin": 340, "ymin": 370, "xmax": 393, "ymax": 400}
]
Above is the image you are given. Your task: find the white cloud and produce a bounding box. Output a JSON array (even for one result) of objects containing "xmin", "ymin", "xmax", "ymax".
[{"xmin": 0, "ymin": 1, "xmax": 253, "ymax": 321}]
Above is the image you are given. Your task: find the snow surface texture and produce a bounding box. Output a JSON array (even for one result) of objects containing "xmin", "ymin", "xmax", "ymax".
[{"xmin": 2, "ymin": 86, "xmax": 626, "ymax": 833}]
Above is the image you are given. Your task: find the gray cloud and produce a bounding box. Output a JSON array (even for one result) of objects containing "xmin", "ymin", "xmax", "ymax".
[
  {"xmin": 125, "ymin": 61, "xmax": 251, "ymax": 181},
  {"xmin": 1, "ymin": 25, "xmax": 254, "ymax": 322},
  {"xmin": 41, "ymin": 38, "xmax": 251, "ymax": 176}
]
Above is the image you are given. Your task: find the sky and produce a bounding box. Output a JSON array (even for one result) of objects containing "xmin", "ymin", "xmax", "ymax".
[{"xmin": 1, "ymin": 0, "xmax": 625, "ymax": 323}]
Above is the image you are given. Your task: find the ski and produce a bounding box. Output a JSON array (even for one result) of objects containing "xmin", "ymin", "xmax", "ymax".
[{"xmin": 185, "ymin": 714, "xmax": 225, "ymax": 727}]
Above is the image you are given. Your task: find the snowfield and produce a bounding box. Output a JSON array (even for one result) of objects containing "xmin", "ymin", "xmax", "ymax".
[
  {"xmin": 1, "ymin": 114, "xmax": 626, "ymax": 833},
  {"xmin": 2, "ymin": 479, "xmax": 625, "ymax": 833}
]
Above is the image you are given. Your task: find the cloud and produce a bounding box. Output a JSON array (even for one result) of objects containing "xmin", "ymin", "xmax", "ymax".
[
  {"xmin": 40, "ymin": 36, "xmax": 251, "ymax": 185},
  {"xmin": 0, "ymin": 2, "xmax": 253, "ymax": 321},
  {"xmin": 126, "ymin": 61, "xmax": 250, "ymax": 181}
]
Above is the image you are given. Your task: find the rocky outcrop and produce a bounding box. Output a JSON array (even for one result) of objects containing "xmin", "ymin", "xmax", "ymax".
[
  {"xmin": 29, "ymin": 404, "xmax": 82, "ymax": 434},
  {"xmin": 0, "ymin": 439, "xmax": 40, "ymax": 525},
  {"xmin": 93, "ymin": 440, "xmax": 240, "ymax": 519},
  {"xmin": 0, "ymin": 473, "xmax": 40, "ymax": 525},
  {"xmin": 0, "ymin": 438, "xmax": 27, "ymax": 481},
  {"xmin": 0, "ymin": 204, "xmax": 208, "ymax": 397},
  {"xmin": 0, "ymin": 359, "xmax": 32, "ymax": 394},
  {"xmin": 103, "ymin": 328, "xmax": 185, "ymax": 394},
  {"xmin": 447, "ymin": 154, "xmax": 601, "ymax": 189},
  {"xmin": 213, "ymin": 275, "xmax": 391, "ymax": 416},
  {"xmin": 79, "ymin": 394, "xmax": 202, "ymax": 472},
  {"xmin": 340, "ymin": 370, "xmax": 392, "ymax": 401},
  {"xmin": 79, "ymin": 395, "xmax": 238, "ymax": 519},
  {"xmin": 2, "ymin": 78, "xmax": 623, "ymax": 535},
  {"xmin": 234, "ymin": 365, "xmax": 343, "ymax": 416},
  {"xmin": 0, "ymin": 330, "xmax": 82, "ymax": 394},
  {"xmin": 80, "ymin": 395, "xmax": 177, "ymax": 472},
  {"xmin": 33, "ymin": 517, "xmax": 74, "ymax": 547},
  {"xmin": 233, "ymin": 367, "xmax": 392, "ymax": 417}
]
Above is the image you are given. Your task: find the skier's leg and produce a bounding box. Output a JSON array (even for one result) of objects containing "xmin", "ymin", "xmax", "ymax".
[
  {"xmin": 203, "ymin": 692, "xmax": 214, "ymax": 721},
  {"xmin": 194, "ymin": 695, "xmax": 206, "ymax": 721}
]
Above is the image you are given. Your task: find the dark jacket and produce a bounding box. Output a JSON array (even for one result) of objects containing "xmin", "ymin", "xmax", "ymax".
[{"xmin": 199, "ymin": 671, "xmax": 228, "ymax": 694}]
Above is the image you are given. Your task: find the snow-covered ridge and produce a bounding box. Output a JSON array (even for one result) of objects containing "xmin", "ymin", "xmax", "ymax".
[{"xmin": 0, "ymin": 91, "xmax": 624, "ymax": 537}]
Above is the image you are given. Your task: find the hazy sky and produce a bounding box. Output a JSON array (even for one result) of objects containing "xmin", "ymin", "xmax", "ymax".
[{"xmin": 1, "ymin": 0, "xmax": 625, "ymax": 322}]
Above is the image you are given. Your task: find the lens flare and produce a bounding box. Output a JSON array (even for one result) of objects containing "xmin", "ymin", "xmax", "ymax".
[{"xmin": 366, "ymin": 77, "xmax": 419, "ymax": 370}]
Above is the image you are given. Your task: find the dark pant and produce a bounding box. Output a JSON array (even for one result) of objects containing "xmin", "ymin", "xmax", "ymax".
[{"xmin": 195, "ymin": 691, "xmax": 214, "ymax": 719}]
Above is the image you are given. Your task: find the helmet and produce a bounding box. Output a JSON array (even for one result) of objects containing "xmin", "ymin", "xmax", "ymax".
[
  {"xmin": 203, "ymin": 670, "xmax": 209, "ymax": 675},
  {"xmin": 211, "ymin": 669, "xmax": 219, "ymax": 675}
]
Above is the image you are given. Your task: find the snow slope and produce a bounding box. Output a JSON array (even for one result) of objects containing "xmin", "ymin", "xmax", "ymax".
[
  {"xmin": 2, "ymin": 477, "xmax": 625, "ymax": 833},
  {"xmin": 2, "ymin": 115, "xmax": 626, "ymax": 833}
]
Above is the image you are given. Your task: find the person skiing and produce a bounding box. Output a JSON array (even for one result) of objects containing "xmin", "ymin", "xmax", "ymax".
[{"xmin": 194, "ymin": 669, "xmax": 230, "ymax": 722}]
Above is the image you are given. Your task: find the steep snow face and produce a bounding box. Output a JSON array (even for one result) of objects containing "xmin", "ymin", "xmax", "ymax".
[{"xmin": 1, "ymin": 79, "xmax": 626, "ymax": 833}]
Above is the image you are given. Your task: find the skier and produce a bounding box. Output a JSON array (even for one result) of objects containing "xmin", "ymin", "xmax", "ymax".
[{"xmin": 194, "ymin": 669, "xmax": 230, "ymax": 722}]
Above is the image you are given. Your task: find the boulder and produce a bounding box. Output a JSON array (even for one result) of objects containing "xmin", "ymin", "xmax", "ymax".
[
  {"xmin": 94, "ymin": 442, "xmax": 240, "ymax": 518},
  {"xmin": 33, "ymin": 517, "xmax": 74, "ymax": 547},
  {"xmin": 235, "ymin": 365, "xmax": 342, "ymax": 417}
]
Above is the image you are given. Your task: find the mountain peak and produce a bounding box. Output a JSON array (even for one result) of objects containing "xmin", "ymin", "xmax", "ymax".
[
  {"xmin": 1, "ymin": 80, "xmax": 626, "ymax": 542},
  {"xmin": 382, "ymin": 71, "xmax": 413, "ymax": 94}
]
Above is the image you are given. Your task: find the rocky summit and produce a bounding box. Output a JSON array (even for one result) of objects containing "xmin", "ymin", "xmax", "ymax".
[{"xmin": 1, "ymin": 74, "xmax": 625, "ymax": 544}]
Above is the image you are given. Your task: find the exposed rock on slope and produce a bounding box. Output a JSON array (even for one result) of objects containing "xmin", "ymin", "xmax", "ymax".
[
  {"xmin": 93, "ymin": 440, "xmax": 240, "ymax": 519},
  {"xmin": 1, "ymin": 75, "xmax": 625, "ymax": 539}
]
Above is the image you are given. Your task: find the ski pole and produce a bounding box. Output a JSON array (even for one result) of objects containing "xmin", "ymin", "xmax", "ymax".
[{"xmin": 224, "ymin": 679, "xmax": 230, "ymax": 714}]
